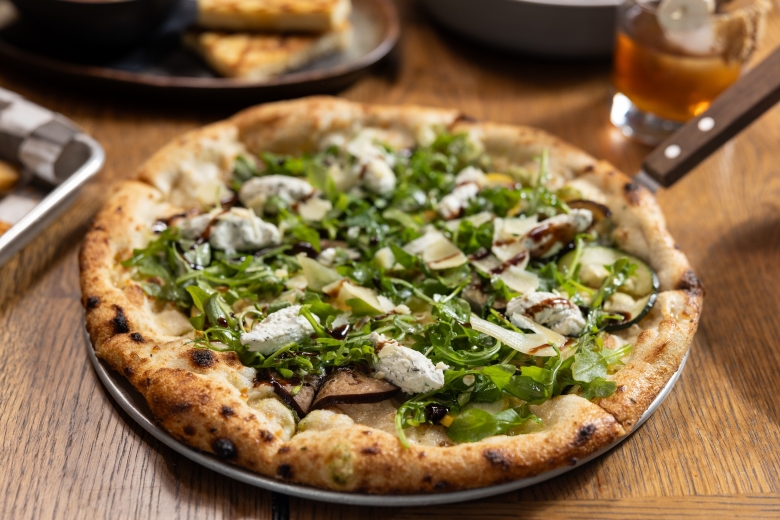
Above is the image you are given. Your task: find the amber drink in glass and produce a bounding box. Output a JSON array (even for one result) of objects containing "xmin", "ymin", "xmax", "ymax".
[{"xmin": 610, "ymin": 0, "xmax": 769, "ymax": 145}]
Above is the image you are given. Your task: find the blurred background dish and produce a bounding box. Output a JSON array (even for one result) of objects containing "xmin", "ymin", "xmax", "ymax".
[
  {"xmin": 7, "ymin": 0, "xmax": 180, "ymax": 46},
  {"xmin": 0, "ymin": 0, "xmax": 398, "ymax": 101},
  {"xmin": 420, "ymin": 0, "xmax": 620, "ymax": 58}
]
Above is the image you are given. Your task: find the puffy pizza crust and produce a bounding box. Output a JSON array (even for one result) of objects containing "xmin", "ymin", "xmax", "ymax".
[{"xmin": 80, "ymin": 96, "xmax": 702, "ymax": 493}]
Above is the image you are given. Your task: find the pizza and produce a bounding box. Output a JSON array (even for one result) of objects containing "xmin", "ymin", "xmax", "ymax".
[{"xmin": 80, "ymin": 97, "xmax": 703, "ymax": 494}]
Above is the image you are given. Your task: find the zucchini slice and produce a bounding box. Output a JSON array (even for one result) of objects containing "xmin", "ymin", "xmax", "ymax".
[
  {"xmin": 603, "ymin": 291, "xmax": 657, "ymax": 331},
  {"xmin": 558, "ymin": 246, "xmax": 658, "ymax": 298},
  {"xmin": 558, "ymin": 245, "xmax": 660, "ymax": 330}
]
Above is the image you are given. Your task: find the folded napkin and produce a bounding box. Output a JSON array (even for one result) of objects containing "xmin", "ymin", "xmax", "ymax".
[{"xmin": 0, "ymin": 87, "xmax": 90, "ymax": 185}]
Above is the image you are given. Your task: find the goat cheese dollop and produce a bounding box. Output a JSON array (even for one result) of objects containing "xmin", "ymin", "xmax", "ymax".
[
  {"xmin": 437, "ymin": 166, "xmax": 487, "ymax": 220},
  {"xmin": 507, "ymin": 291, "xmax": 586, "ymax": 337},
  {"xmin": 346, "ymin": 130, "xmax": 397, "ymax": 195},
  {"xmin": 371, "ymin": 333, "xmax": 448, "ymax": 394},
  {"xmin": 208, "ymin": 207, "xmax": 281, "ymax": 254},
  {"xmin": 240, "ymin": 305, "xmax": 320, "ymax": 355},
  {"xmin": 239, "ymin": 175, "xmax": 315, "ymax": 214}
]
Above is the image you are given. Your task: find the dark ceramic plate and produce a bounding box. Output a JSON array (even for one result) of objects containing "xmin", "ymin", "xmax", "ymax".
[{"xmin": 0, "ymin": 0, "xmax": 399, "ymax": 102}]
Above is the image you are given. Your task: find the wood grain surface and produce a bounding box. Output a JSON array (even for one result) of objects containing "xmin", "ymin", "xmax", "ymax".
[{"xmin": 2, "ymin": 1, "xmax": 780, "ymax": 518}]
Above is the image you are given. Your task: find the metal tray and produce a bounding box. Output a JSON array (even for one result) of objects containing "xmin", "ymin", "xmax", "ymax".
[
  {"xmin": 85, "ymin": 328, "xmax": 688, "ymax": 506},
  {"xmin": 0, "ymin": 132, "xmax": 104, "ymax": 268}
]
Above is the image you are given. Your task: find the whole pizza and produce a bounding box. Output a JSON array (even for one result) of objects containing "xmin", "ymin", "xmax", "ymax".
[{"xmin": 80, "ymin": 96, "xmax": 703, "ymax": 493}]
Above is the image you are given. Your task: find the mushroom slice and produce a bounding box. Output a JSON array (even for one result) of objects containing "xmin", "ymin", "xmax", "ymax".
[
  {"xmin": 266, "ymin": 373, "xmax": 324, "ymax": 417},
  {"xmin": 311, "ymin": 367, "xmax": 400, "ymax": 410}
]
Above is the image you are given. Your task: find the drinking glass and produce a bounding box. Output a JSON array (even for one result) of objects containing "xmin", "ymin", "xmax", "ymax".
[{"xmin": 610, "ymin": 0, "xmax": 769, "ymax": 145}]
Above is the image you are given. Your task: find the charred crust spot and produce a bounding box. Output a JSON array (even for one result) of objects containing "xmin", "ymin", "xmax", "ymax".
[
  {"xmin": 576, "ymin": 424, "xmax": 597, "ymax": 446},
  {"xmin": 123, "ymin": 367, "xmax": 134, "ymax": 378},
  {"xmin": 129, "ymin": 332, "xmax": 144, "ymax": 343},
  {"xmin": 434, "ymin": 481, "xmax": 449, "ymax": 491},
  {"xmin": 86, "ymin": 296, "xmax": 100, "ymax": 310},
  {"xmin": 184, "ymin": 426, "xmax": 195, "ymax": 435},
  {"xmin": 362, "ymin": 430, "xmax": 372, "ymax": 435},
  {"xmin": 623, "ymin": 182, "xmax": 642, "ymax": 206},
  {"xmin": 260, "ymin": 430, "xmax": 275, "ymax": 443},
  {"xmin": 211, "ymin": 438, "xmax": 237, "ymax": 460},
  {"xmin": 361, "ymin": 446, "xmax": 380, "ymax": 455},
  {"xmin": 617, "ymin": 385, "xmax": 627, "ymax": 393},
  {"xmin": 276, "ymin": 464, "xmax": 293, "ymax": 479},
  {"xmin": 453, "ymin": 113, "xmax": 478, "ymax": 124},
  {"xmin": 423, "ymin": 475, "xmax": 432, "ymax": 483},
  {"xmin": 171, "ymin": 402, "xmax": 192, "ymax": 413},
  {"xmin": 583, "ymin": 164, "xmax": 595, "ymax": 173},
  {"xmin": 630, "ymin": 398, "xmax": 637, "ymax": 404},
  {"xmin": 190, "ymin": 349, "xmax": 216, "ymax": 369},
  {"xmin": 483, "ymin": 449, "xmax": 510, "ymax": 471},
  {"xmin": 569, "ymin": 457, "xmax": 579, "ymax": 466},
  {"xmin": 418, "ymin": 451, "xmax": 426, "ymax": 459},
  {"xmin": 220, "ymin": 406, "xmax": 234, "ymax": 418},
  {"xmin": 145, "ymin": 377, "xmax": 152, "ymax": 387},
  {"xmin": 111, "ymin": 305, "xmax": 129, "ymax": 334},
  {"xmin": 278, "ymin": 446, "xmax": 291, "ymax": 454},
  {"xmin": 676, "ymin": 269, "xmax": 705, "ymax": 296}
]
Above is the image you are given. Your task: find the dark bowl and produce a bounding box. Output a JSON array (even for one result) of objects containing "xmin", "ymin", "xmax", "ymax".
[{"xmin": 8, "ymin": 0, "xmax": 182, "ymax": 47}]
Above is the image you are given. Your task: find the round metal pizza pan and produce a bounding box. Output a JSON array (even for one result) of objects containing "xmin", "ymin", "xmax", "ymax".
[{"xmin": 85, "ymin": 327, "xmax": 688, "ymax": 506}]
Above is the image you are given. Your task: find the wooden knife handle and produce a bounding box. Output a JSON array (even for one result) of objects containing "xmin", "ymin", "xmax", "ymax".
[{"xmin": 643, "ymin": 46, "xmax": 780, "ymax": 187}]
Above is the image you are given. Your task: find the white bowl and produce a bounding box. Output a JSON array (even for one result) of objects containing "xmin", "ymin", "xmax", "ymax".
[{"xmin": 420, "ymin": 0, "xmax": 619, "ymax": 58}]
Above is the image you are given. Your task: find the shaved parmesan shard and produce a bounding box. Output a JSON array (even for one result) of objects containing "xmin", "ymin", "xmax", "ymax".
[
  {"xmin": 297, "ymin": 196, "xmax": 332, "ymax": 221},
  {"xmin": 298, "ymin": 254, "xmax": 343, "ymax": 292},
  {"xmin": 469, "ymin": 314, "xmax": 556, "ymax": 357},
  {"xmin": 403, "ymin": 229, "xmax": 467, "ymax": 270},
  {"xmin": 509, "ymin": 312, "xmax": 566, "ymax": 348}
]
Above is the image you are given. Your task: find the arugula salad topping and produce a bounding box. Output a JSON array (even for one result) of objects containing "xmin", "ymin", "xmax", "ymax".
[{"xmin": 122, "ymin": 131, "xmax": 659, "ymax": 447}]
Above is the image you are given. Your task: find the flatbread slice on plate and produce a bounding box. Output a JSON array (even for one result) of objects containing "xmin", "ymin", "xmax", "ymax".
[
  {"xmin": 184, "ymin": 24, "xmax": 352, "ymax": 79},
  {"xmin": 197, "ymin": 0, "xmax": 351, "ymax": 32}
]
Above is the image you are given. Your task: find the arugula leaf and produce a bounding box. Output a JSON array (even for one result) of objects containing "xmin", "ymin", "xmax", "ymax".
[
  {"xmin": 446, "ymin": 406, "xmax": 530, "ymax": 443},
  {"xmin": 581, "ymin": 378, "xmax": 618, "ymax": 400},
  {"xmin": 571, "ymin": 348, "xmax": 608, "ymax": 383},
  {"xmin": 446, "ymin": 408, "xmax": 497, "ymax": 442},
  {"xmin": 480, "ymin": 364, "xmax": 516, "ymax": 390}
]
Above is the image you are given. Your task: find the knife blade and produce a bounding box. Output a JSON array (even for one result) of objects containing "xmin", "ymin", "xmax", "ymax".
[{"xmin": 633, "ymin": 46, "xmax": 780, "ymax": 193}]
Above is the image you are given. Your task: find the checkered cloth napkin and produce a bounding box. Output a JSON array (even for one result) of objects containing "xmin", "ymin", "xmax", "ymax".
[{"xmin": 0, "ymin": 86, "xmax": 90, "ymax": 185}]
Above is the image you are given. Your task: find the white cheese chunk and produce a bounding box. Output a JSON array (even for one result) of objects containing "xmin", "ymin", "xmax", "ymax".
[
  {"xmin": 437, "ymin": 182, "xmax": 480, "ymax": 220},
  {"xmin": 345, "ymin": 130, "xmax": 397, "ymax": 195},
  {"xmin": 209, "ymin": 207, "xmax": 281, "ymax": 253},
  {"xmin": 297, "ymin": 196, "xmax": 332, "ymax": 221},
  {"xmin": 361, "ymin": 158, "xmax": 397, "ymax": 195},
  {"xmin": 178, "ymin": 212, "xmax": 214, "ymax": 240},
  {"xmin": 240, "ymin": 304, "xmax": 320, "ymax": 355},
  {"xmin": 371, "ymin": 333, "xmax": 448, "ymax": 394},
  {"xmin": 454, "ymin": 166, "xmax": 487, "ymax": 187},
  {"xmin": 239, "ymin": 175, "xmax": 314, "ymax": 214},
  {"xmin": 506, "ymin": 291, "xmax": 586, "ymax": 337}
]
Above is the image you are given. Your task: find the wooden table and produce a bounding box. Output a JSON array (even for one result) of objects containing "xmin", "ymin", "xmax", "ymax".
[{"xmin": 2, "ymin": 2, "xmax": 780, "ymax": 518}]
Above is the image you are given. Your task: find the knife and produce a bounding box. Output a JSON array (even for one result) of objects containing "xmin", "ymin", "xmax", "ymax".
[{"xmin": 633, "ymin": 46, "xmax": 780, "ymax": 192}]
